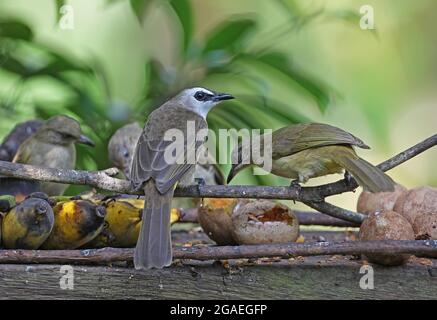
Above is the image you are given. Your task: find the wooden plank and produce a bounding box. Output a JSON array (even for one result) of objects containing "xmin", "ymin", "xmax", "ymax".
[{"xmin": 0, "ymin": 257, "xmax": 436, "ymax": 299}]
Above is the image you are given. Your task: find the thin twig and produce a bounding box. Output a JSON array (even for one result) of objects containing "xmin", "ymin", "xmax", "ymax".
[
  {"xmin": 302, "ymin": 201, "xmax": 365, "ymax": 224},
  {"xmin": 0, "ymin": 240, "xmax": 436, "ymax": 264},
  {"xmin": 179, "ymin": 208, "xmax": 359, "ymax": 227}
]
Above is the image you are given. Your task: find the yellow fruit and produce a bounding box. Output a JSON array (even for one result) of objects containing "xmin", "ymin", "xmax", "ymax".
[
  {"xmin": 86, "ymin": 199, "xmax": 141, "ymax": 248},
  {"xmin": 85, "ymin": 198, "xmax": 181, "ymax": 248},
  {"xmin": 2, "ymin": 198, "xmax": 54, "ymax": 249},
  {"xmin": 41, "ymin": 200, "xmax": 106, "ymax": 249}
]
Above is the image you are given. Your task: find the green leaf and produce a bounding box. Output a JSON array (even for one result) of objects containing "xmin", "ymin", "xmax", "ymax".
[
  {"xmin": 274, "ymin": 0, "xmax": 302, "ymax": 20},
  {"xmin": 105, "ymin": 0, "xmax": 124, "ymax": 5},
  {"xmin": 39, "ymin": 52, "xmax": 93, "ymax": 75},
  {"xmin": 0, "ymin": 55, "xmax": 29, "ymax": 75},
  {"xmin": 130, "ymin": 0, "xmax": 152, "ymax": 24},
  {"xmin": 0, "ymin": 20, "xmax": 33, "ymax": 41},
  {"xmin": 203, "ymin": 18, "xmax": 256, "ymax": 54},
  {"xmin": 256, "ymin": 52, "xmax": 333, "ymax": 112},
  {"xmin": 169, "ymin": 0, "xmax": 193, "ymax": 53},
  {"xmin": 238, "ymin": 94, "xmax": 310, "ymax": 125}
]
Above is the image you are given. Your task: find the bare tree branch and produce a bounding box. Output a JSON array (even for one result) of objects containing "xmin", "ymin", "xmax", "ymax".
[
  {"xmin": 0, "ymin": 134, "xmax": 435, "ymax": 224},
  {"xmin": 302, "ymin": 201, "xmax": 365, "ymax": 224},
  {"xmin": 179, "ymin": 208, "xmax": 360, "ymax": 227},
  {"xmin": 0, "ymin": 240, "xmax": 436, "ymax": 265}
]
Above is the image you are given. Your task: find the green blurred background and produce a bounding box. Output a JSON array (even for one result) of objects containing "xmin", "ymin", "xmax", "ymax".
[{"xmin": 0, "ymin": 0, "xmax": 435, "ymax": 211}]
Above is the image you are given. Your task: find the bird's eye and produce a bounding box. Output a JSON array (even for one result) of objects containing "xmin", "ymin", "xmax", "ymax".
[
  {"xmin": 194, "ymin": 91, "xmax": 207, "ymax": 101},
  {"xmin": 61, "ymin": 133, "xmax": 74, "ymax": 140}
]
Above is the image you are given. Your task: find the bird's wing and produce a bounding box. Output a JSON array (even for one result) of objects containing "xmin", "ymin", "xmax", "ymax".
[
  {"xmin": 11, "ymin": 138, "xmax": 33, "ymax": 164},
  {"xmin": 130, "ymin": 120, "xmax": 207, "ymax": 194},
  {"xmin": 271, "ymin": 123, "xmax": 370, "ymax": 159}
]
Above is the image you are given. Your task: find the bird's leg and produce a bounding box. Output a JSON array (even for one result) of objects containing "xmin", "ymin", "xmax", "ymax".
[
  {"xmin": 289, "ymin": 179, "xmax": 302, "ymax": 204},
  {"xmin": 195, "ymin": 178, "xmax": 206, "ymax": 205},
  {"xmin": 195, "ymin": 177, "xmax": 205, "ymax": 193},
  {"xmin": 130, "ymin": 181, "xmax": 144, "ymax": 198},
  {"xmin": 344, "ymin": 171, "xmax": 353, "ymax": 186}
]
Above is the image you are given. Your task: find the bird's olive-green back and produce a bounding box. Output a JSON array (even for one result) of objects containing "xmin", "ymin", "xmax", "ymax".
[{"xmin": 270, "ymin": 123, "xmax": 370, "ymax": 160}]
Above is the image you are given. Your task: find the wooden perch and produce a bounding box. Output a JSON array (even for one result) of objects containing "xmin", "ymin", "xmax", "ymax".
[
  {"xmin": 0, "ymin": 240, "xmax": 436, "ymax": 265},
  {"xmin": 0, "ymin": 134, "xmax": 435, "ymax": 224},
  {"xmin": 179, "ymin": 208, "xmax": 359, "ymax": 227}
]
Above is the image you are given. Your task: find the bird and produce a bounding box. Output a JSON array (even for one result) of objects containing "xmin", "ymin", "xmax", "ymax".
[
  {"xmin": 108, "ymin": 122, "xmax": 144, "ymax": 179},
  {"xmin": 130, "ymin": 87, "xmax": 234, "ymax": 269},
  {"xmin": 11, "ymin": 115, "xmax": 95, "ymax": 196},
  {"xmin": 0, "ymin": 119, "xmax": 43, "ymax": 161},
  {"xmin": 108, "ymin": 122, "xmax": 225, "ymax": 210},
  {"xmin": 227, "ymin": 123, "xmax": 395, "ymax": 193},
  {"xmin": 0, "ymin": 120, "xmax": 44, "ymax": 202},
  {"xmin": 109, "ymin": 122, "xmax": 225, "ymax": 185}
]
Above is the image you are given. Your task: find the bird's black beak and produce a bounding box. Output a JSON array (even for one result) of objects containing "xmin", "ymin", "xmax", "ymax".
[
  {"xmin": 77, "ymin": 134, "xmax": 95, "ymax": 147},
  {"xmin": 213, "ymin": 92, "xmax": 234, "ymax": 102}
]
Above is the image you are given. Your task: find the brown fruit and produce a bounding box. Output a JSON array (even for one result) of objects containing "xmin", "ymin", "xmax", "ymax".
[
  {"xmin": 357, "ymin": 184, "xmax": 407, "ymax": 214},
  {"xmin": 359, "ymin": 211, "xmax": 415, "ymax": 266},
  {"xmin": 231, "ymin": 200, "xmax": 299, "ymax": 245},
  {"xmin": 412, "ymin": 213, "xmax": 437, "ymax": 240},
  {"xmin": 393, "ymin": 186, "xmax": 437, "ymax": 224},
  {"xmin": 197, "ymin": 198, "xmax": 240, "ymax": 245}
]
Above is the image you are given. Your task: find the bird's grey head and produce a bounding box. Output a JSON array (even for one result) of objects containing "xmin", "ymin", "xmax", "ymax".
[{"xmin": 175, "ymin": 87, "xmax": 234, "ymax": 118}]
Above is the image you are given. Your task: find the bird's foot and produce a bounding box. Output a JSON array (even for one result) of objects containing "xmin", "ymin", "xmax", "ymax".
[
  {"xmin": 289, "ymin": 179, "xmax": 302, "ymax": 204},
  {"xmin": 344, "ymin": 171, "xmax": 353, "ymax": 186},
  {"xmin": 131, "ymin": 181, "xmax": 144, "ymax": 193},
  {"xmin": 195, "ymin": 178, "xmax": 206, "ymax": 205},
  {"xmin": 103, "ymin": 167, "xmax": 119, "ymax": 177},
  {"xmin": 194, "ymin": 178, "xmax": 206, "ymax": 194}
]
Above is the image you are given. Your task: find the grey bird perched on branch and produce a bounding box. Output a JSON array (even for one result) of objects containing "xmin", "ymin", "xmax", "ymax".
[
  {"xmin": 228, "ymin": 123, "xmax": 395, "ymax": 193},
  {"xmin": 108, "ymin": 122, "xmax": 225, "ymax": 185},
  {"xmin": 11, "ymin": 115, "xmax": 95, "ymax": 196},
  {"xmin": 130, "ymin": 87, "xmax": 233, "ymax": 269}
]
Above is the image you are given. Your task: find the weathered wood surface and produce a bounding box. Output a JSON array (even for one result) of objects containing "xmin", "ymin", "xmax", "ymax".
[
  {"xmin": 1, "ymin": 231, "xmax": 436, "ymax": 300},
  {"xmin": 0, "ymin": 257, "xmax": 436, "ymax": 299}
]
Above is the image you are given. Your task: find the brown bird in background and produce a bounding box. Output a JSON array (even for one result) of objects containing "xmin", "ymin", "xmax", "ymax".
[
  {"xmin": 11, "ymin": 115, "xmax": 95, "ymax": 196},
  {"xmin": 228, "ymin": 123, "xmax": 395, "ymax": 193}
]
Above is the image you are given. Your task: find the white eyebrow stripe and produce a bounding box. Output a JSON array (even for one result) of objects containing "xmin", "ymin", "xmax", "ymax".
[{"xmin": 191, "ymin": 87, "xmax": 214, "ymax": 95}]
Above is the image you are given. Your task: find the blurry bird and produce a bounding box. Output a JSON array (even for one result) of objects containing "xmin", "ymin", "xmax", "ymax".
[
  {"xmin": 108, "ymin": 122, "xmax": 142, "ymax": 179},
  {"xmin": 130, "ymin": 87, "xmax": 233, "ymax": 269},
  {"xmin": 11, "ymin": 115, "xmax": 95, "ymax": 196},
  {"xmin": 228, "ymin": 123, "xmax": 395, "ymax": 193},
  {"xmin": 0, "ymin": 119, "xmax": 43, "ymax": 161},
  {"xmin": 0, "ymin": 119, "xmax": 44, "ymax": 201}
]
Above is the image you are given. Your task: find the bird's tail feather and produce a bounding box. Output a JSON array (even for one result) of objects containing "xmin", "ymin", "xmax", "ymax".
[
  {"xmin": 134, "ymin": 181, "xmax": 173, "ymax": 269},
  {"xmin": 336, "ymin": 154, "xmax": 395, "ymax": 193}
]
